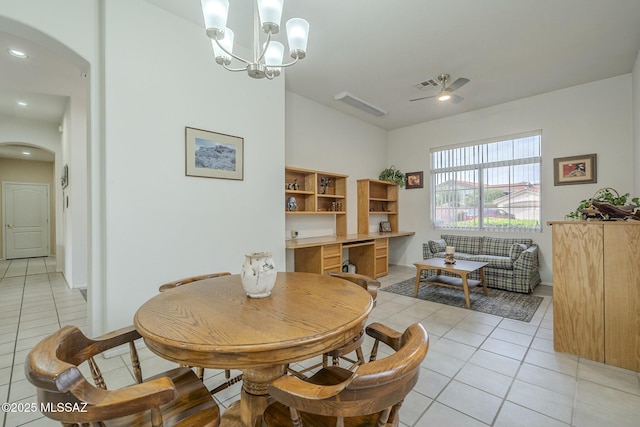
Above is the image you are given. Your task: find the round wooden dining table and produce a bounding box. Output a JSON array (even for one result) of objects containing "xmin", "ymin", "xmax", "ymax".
[{"xmin": 134, "ymin": 272, "xmax": 373, "ymax": 427}]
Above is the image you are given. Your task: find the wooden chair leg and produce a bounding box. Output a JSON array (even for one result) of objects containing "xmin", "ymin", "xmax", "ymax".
[
  {"xmin": 88, "ymin": 357, "xmax": 106, "ymax": 389},
  {"xmin": 209, "ymin": 372, "xmax": 243, "ymax": 395},
  {"xmin": 196, "ymin": 367, "xmax": 205, "ymax": 381},
  {"xmin": 369, "ymin": 339, "xmax": 380, "ymax": 362},
  {"xmin": 376, "ymin": 407, "xmax": 391, "ymax": 427},
  {"xmin": 129, "ymin": 342, "xmax": 143, "ymax": 384},
  {"xmin": 289, "ymin": 407, "xmax": 302, "ymax": 427}
]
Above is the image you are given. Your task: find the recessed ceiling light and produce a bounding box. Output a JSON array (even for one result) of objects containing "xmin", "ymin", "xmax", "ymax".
[
  {"xmin": 8, "ymin": 48, "xmax": 28, "ymax": 59},
  {"xmin": 17, "ymin": 101, "xmax": 29, "ymax": 107},
  {"xmin": 22, "ymin": 151, "xmax": 31, "ymax": 156}
]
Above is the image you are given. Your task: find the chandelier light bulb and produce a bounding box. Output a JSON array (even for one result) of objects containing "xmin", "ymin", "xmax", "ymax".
[
  {"xmin": 201, "ymin": 0, "xmax": 308, "ymax": 79},
  {"xmin": 286, "ymin": 18, "xmax": 309, "ymax": 59},
  {"xmin": 201, "ymin": 0, "xmax": 229, "ymax": 39},
  {"xmin": 264, "ymin": 41, "xmax": 284, "ymax": 67},
  {"xmin": 257, "ymin": 0, "xmax": 284, "ymax": 33},
  {"xmin": 212, "ymin": 27, "xmax": 234, "ymax": 64}
]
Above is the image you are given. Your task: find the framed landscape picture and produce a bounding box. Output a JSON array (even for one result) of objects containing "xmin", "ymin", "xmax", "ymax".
[
  {"xmin": 553, "ymin": 153, "xmax": 597, "ymax": 186},
  {"xmin": 406, "ymin": 171, "xmax": 424, "ymax": 189},
  {"xmin": 185, "ymin": 127, "xmax": 244, "ymax": 180}
]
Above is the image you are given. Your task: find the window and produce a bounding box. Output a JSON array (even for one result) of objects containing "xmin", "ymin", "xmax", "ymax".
[{"xmin": 431, "ymin": 132, "xmax": 541, "ymax": 232}]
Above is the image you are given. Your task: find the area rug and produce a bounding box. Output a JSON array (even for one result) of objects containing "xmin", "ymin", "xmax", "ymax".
[{"xmin": 381, "ymin": 278, "xmax": 543, "ymax": 322}]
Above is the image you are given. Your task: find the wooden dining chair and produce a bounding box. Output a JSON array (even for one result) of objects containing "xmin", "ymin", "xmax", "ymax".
[
  {"xmin": 288, "ymin": 272, "xmax": 381, "ymax": 379},
  {"xmin": 323, "ymin": 272, "xmax": 381, "ymax": 367},
  {"xmin": 158, "ymin": 272, "xmax": 243, "ymax": 395},
  {"xmin": 25, "ymin": 325, "xmax": 220, "ymax": 427},
  {"xmin": 326, "ymin": 271, "xmax": 380, "ymax": 307},
  {"xmin": 264, "ymin": 322, "xmax": 429, "ymax": 427}
]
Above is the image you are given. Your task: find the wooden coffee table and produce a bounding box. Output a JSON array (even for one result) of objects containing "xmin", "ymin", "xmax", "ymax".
[{"xmin": 414, "ymin": 258, "xmax": 488, "ymax": 308}]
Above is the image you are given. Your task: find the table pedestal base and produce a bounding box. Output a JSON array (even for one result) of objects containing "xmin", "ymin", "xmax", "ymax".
[{"xmin": 221, "ymin": 365, "xmax": 285, "ymax": 427}]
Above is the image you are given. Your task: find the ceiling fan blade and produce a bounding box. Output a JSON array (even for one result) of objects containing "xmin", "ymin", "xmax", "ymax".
[
  {"xmin": 450, "ymin": 94, "xmax": 464, "ymax": 104},
  {"xmin": 410, "ymin": 95, "xmax": 436, "ymax": 102},
  {"xmin": 446, "ymin": 77, "xmax": 470, "ymax": 92}
]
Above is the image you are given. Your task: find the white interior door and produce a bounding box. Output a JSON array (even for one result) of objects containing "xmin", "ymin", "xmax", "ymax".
[{"xmin": 3, "ymin": 182, "xmax": 50, "ymax": 259}]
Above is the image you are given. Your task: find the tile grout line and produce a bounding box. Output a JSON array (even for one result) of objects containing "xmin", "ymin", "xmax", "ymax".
[
  {"xmin": 2, "ymin": 260, "xmax": 26, "ymax": 427},
  {"xmin": 6, "ymin": 259, "xmax": 56, "ymax": 427}
]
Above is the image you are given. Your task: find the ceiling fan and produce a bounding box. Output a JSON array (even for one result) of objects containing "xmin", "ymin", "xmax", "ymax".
[{"xmin": 410, "ymin": 73, "xmax": 469, "ymax": 104}]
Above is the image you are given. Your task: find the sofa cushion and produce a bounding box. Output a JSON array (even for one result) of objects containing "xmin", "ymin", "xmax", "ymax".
[
  {"xmin": 470, "ymin": 254, "xmax": 514, "ymax": 269},
  {"xmin": 433, "ymin": 252, "xmax": 513, "ymax": 269},
  {"xmin": 441, "ymin": 235, "xmax": 483, "ymax": 255},
  {"xmin": 509, "ymin": 243, "xmax": 528, "ymax": 261},
  {"xmin": 481, "ymin": 236, "xmax": 532, "ymax": 258},
  {"xmin": 428, "ymin": 239, "xmax": 447, "ymax": 254}
]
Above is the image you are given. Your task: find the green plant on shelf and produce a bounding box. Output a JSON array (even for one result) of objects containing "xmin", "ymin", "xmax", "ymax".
[
  {"xmin": 379, "ymin": 166, "xmax": 406, "ymax": 188},
  {"xmin": 566, "ymin": 188, "xmax": 640, "ymax": 220}
]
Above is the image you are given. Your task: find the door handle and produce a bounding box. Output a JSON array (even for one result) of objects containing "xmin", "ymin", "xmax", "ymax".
[{"xmin": 6, "ymin": 224, "xmax": 12, "ymax": 228}]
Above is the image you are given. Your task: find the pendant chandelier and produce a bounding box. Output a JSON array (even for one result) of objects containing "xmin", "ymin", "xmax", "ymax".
[{"xmin": 201, "ymin": 0, "xmax": 309, "ymax": 80}]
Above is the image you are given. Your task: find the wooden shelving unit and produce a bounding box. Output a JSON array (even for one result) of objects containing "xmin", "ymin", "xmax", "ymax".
[
  {"xmin": 357, "ymin": 179, "xmax": 398, "ymax": 234},
  {"xmin": 285, "ymin": 166, "xmax": 348, "ymax": 236}
]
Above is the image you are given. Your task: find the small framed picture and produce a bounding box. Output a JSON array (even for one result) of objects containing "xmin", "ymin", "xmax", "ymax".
[
  {"xmin": 61, "ymin": 164, "xmax": 69, "ymax": 188},
  {"xmin": 185, "ymin": 127, "xmax": 244, "ymax": 180},
  {"xmin": 379, "ymin": 221, "xmax": 392, "ymax": 232},
  {"xmin": 553, "ymin": 153, "xmax": 597, "ymax": 186},
  {"xmin": 406, "ymin": 171, "xmax": 423, "ymax": 189}
]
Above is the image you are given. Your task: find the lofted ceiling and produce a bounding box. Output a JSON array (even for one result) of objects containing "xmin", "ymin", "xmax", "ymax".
[
  {"xmin": 144, "ymin": 0, "xmax": 640, "ymax": 130},
  {"xmin": 1, "ymin": 0, "xmax": 639, "ymax": 164}
]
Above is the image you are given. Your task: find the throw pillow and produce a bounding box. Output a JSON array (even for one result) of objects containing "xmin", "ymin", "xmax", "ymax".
[
  {"xmin": 509, "ymin": 243, "xmax": 528, "ymax": 261},
  {"xmin": 429, "ymin": 239, "xmax": 447, "ymax": 254}
]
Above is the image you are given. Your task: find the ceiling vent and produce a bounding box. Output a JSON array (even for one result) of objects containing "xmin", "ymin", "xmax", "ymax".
[
  {"xmin": 334, "ymin": 92, "xmax": 387, "ymax": 117},
  {"xmin": 415, "ymin": 78, "xmax": 439, "ymax": 90}
]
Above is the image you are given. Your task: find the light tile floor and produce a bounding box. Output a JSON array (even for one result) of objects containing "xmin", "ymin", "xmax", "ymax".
[{"xmin": 1, "ymin": 258, "xmax": 639, "ymax": 426}]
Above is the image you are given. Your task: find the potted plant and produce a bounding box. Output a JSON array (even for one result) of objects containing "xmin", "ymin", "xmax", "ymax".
[
  {"xmin": 566, "ymin": 188, "xmax": 640, "ymax": 220},
  {"xmin": 379, "ymin": 166, "xmax": 406, "ymax": 188}
]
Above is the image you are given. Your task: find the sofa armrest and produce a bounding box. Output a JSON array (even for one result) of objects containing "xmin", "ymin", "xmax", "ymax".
[
  {"xmin": 423, "ymin": 243, "xmax": 434, "ymax": 259},
  {"xmin": 513, "ymin": 244, "xmax": 539, "ymax": 271}
]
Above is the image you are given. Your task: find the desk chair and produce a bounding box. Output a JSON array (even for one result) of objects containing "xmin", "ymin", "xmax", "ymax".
[
  {"xmin": 264, "ymin": 323, "xmax": 429, "ymax": 427},
  {"xmin": 25, "ymin": 325, "xmax": 220, "ymax": 427},
  {"xmin": 159, "ymin": 272, "xmax": 242, "ymax": 395}
]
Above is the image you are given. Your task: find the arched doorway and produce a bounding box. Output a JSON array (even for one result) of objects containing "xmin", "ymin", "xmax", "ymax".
[{"xmin": 0, "ymin": 20, "xmax": 89, "ymax": 290}]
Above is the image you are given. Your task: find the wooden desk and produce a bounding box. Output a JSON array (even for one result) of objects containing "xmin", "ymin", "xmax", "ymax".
[
  {"xmin": 286, "ymin": 231, "xmax": 414, "ymax": 278},
  {"xmin": 134, "ymin": 272, "xmax": 373, "ymax": 427}
]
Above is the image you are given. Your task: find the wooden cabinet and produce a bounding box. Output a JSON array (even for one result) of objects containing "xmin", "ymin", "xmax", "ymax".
[
  {"xmin": 549, "ymin": 221, "xmax": 640, "ymax": 371},
  {"xmin": 294, "ymin": 244, "xmax": 342, "ymax": 275},
  {"xmin": 357, "ymin": 179, "xmax": 398, "ymax": 234},
  {"xmin": 286, "ymin": 167, "xmax": 347, "ymax": 236},
  {"xmin": 374, "ymin": 238, "xmax": 389, "ymax": 278}
]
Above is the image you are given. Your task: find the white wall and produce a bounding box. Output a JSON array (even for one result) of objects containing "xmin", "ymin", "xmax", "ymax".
[
  {"xmin": 3, "ymin": 0, "xmax": 286, "ymax": 334},
  {"xmin": 388, "ymin": 75, "xmax": 634, "ymax": 285},
  {"xmin": 59, "ymin": 95, "xmax": 89, "ymax": 289},
  {"xmin": 102, "ymin": 1, "xmax": 285, "ymax": 331},
  {"xmin": 284, "ymin": 92, "xmax": 391, "ymax": 268},
  {"xmin": 285, "ymin": 92, "xmax": 388, "ymax": 235}
]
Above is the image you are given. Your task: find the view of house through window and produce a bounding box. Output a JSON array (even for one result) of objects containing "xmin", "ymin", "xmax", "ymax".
[{"xmin": 431, "ymin": 132, "xmax": 541, "ymax": 232}]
